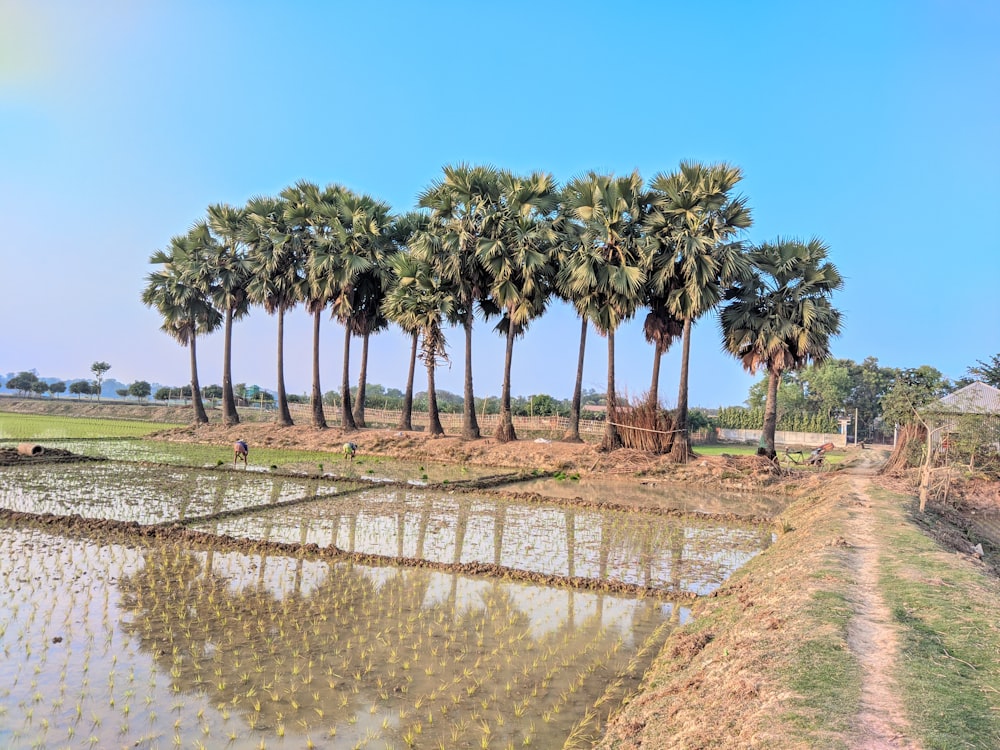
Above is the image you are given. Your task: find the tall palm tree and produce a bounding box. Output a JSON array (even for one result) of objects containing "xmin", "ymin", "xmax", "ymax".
[
  {"xmin": 205, "ymin": 203, "xmax": 252, "ymax": 426},
  {"xmin": 478, "ymin": 170, "xmax": 559, "ymax": 442},
  {"xmin": 287, "ymin": 181, "xmax": 347, "ymax": 429},
  {"xmin": 338, "ymin": 192, "xmax": 395, "ymax": 429},
  {"xmin": 142, "ymin": 229, "xmax": 222, "ymax": 424},
  {"xmin": 244, "ymin": 194, "xmax": 306, "ymax": 426},
  {"xmin": 559, "ymin": 171, "xmax": 652, "ymax": 451},
  {"xmin": 384, "ymin": 212, "xmax": 429, "ymax": 431},
  {"xmin": 382, "ymin": 251, "xmax": 455, "ymax": 436},
  {"xmin": 642, "ymin": 299, "xmax": 684, "ymax": 407},
  {"xmin": 317, "ymin": 189, "xmax": 391, "ymax": 432},
  {"xmin": 551, "ymin": 217, "xmax": 592, "ymax": 443},
  {"xmin": 415, "ymin": 164, "xmax": 502, "ymax": 440},
  {"xmin": 720, "ymin": 237, "xmax": 843, "ymax": 459},
  {"xmin": 646, "ymin": 161, "xmax": 752, "ymax": 462}
]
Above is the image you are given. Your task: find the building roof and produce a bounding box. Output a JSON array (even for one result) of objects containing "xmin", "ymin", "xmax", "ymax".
[{"xmin": 928, "ymin": 381, "xmax": 1000, "ymax": 415}]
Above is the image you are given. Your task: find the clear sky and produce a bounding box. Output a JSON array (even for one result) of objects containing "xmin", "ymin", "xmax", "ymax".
[{"xmin": 2, "ymin": 0, "xmax": 998, "ymax": 408}]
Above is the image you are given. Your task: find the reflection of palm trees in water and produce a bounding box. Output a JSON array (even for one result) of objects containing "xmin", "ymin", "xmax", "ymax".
[
  {"xmin": 119, "ymin": 546, "xmax": 393, "ymax": 730},
  {"xmin": 116, "ymin": 541, "xmax": 674, "ymax": 747}
]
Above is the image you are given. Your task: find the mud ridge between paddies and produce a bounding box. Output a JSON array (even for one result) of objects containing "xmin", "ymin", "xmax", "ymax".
[
  {"xmin": 0, "ymin": 507, "xmax": 698, "ymax": 602},
  {"xmin": 151, "ymin": 420, "xmax": 794, "ymax": 492}
]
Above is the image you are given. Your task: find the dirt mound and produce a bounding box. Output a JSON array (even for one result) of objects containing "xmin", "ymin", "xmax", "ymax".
[{"xmin": 0, "ymin": 447, "xmax": 104, "ymax": 467}]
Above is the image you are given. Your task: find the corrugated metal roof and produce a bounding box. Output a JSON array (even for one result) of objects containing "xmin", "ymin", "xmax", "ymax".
[{"xmin": 931, "ymin": 381, "xmax": 1000, "ymax": 414}]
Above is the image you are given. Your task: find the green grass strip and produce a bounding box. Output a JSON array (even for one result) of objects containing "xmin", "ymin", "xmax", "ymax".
[
  {"xmin": 0, "ymin": 412, "xmax": 183, "ymax": 439},
  {"xmin": 872, "ymin": 488, "xmax": 1000, "ymax": 749}
]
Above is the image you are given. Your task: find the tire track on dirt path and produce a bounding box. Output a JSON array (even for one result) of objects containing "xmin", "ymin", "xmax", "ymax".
[{"xmin": 844, "ymin": 463, "xmax": 921, "ymax": 750}]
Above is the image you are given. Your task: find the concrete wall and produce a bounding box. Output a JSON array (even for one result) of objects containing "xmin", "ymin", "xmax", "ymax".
[{"xmin": 716, "ymin": 428, "xmax": 847, "ymax": 448}]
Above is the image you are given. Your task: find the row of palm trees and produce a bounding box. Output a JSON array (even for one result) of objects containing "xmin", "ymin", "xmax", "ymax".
[{"xmin": 142, "ymin": 161, "xmax": 842, "ymax": 459}]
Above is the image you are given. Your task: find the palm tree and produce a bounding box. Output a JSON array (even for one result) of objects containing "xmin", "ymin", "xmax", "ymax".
[
  {"xmin": 642, "ymin": 299, "xmax": 684, "ymax": 407},
  {"xmin": 384, "ymin": 212, "xmax": 429, "ymax": 431},
  {"xmin": 244, "ymin": 194, "xmax": 306, "ymax": 426},
  {"xmin": 559, "ymin": 171, "xmax": 652, "ymax": 451},
  {"xmin": 205, "ymin": 203, "xmax": 252, "ymax": 426},
  {"xmin": 646, "ymin": 161, "xmax": 753, "ymax": 462},
  {"xmin": 551, "ymin": 217, "xmax": 593, "ymax": 443},
  {"xmin": 478, "ymin": 170, "xmax": 559, "ymax": 442},
  {"xmin": 382, "ymin": 251, "xmax": 455, "ymax": 436},
  {"xmin": 415, "ymin": 164, "xmax": 503, "ymax": 440},
  {"xmin": 314, "ymin": 189, "xmax": 390, "ymax": 432},
  {"xmin": 286, "ymin": 181, "xmax": 346, "ymax": 429},
  {"xmin": 338, "ymin": 192, "xmax": 395, "ymax": 429},
  {"xmin": 142, "ymin": 229, "xmax": 222, "ymax": 424},
  {"xmin": 720, "ymin": 237, "xmax": 843, "ymax": 459}
]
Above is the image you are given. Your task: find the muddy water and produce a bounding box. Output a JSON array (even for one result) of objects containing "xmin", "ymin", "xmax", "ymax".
[{"xmin": 0, "ymin": 525, "xmax": 684, "ymax": 750}]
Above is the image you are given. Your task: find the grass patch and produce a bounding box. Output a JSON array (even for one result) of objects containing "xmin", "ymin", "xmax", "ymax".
[
  {"xmin": 0, "ymin": 412, "xmax": 183, "ymax": 439},
  {"xmin": 783, "ymin": 589, "xmax": 861, "ymax": 741},
  {"xmin": 693, "ymin": 445, "xmax": 759, "ymax": 457},
  {"xmin": 872, "ymin": 489, "xmax": 1000, "ymax": 749},
  {"xmin": 694, "ymin": 444, "xmax": 845, "ymax": 466}
]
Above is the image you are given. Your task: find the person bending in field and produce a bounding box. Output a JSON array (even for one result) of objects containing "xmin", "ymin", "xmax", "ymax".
[
  {"xmin": 234, "ymin": 440, "xmax": 249, "ymax": 466},
  {"xmin": 343, "ymin": 442, "xmax": 357, "ymax": 461}
]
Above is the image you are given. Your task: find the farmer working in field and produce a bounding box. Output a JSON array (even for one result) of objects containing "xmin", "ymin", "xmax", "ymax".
[
  {"xmin": 234, "ymin": 439, "xmax": 249, "ymax": 466},
  {"xmin": 343, "ymin": 442, "xmax": 357, "ymax": 461}
]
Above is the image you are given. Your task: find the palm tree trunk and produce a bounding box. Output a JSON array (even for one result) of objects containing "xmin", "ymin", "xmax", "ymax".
[
  {"xmin": 761, "ymin": 368, "xmax": 780, "ymax": 459},
  {"xmin": 352, "ymin": 330, "xmax": 370, "ymax": 428},
  {"xmin": 669, "ymin": 317, "xmax": 693, "ymax": 463},
  {"xmin": 495, "ymin": 319, "xmax": 517, "ymax": 442},
  {"xmin": 563, "ymin": 316, "xmax": 587, "ymax": 443},
  {"xmin": 341, "ymin": 326, "xmax": 357, "ymax": 431},
  {"xmin": 398, "ymin": 331, "xmax": 417, "ymax": 431},
  {"xmin": 649, "ymin": 342, "xmax": 663, "ymax": 406},
  {"xmin": 188, "ymin": 333, "xmax": 209, "ymax": 424},
  {"xmin": 461, "ymin": 309, "xmax": 481, "ymax": 440},
  {"xmin": 221, "ymin": 307, "xmax": 240, "ymax": 426},
  {"xmin": 275, "ymin": 305, "xmax": 293, "ymax": 426},
  {"xmin": 425, "ymin": 342, "xmax": 444, "ymax": 436},
  {"xmin": 601, "ymin": 329, "xmax": 621, "ymax": 452},
  {"xmin": 310, "ymin": 307, "xmax": 327, "ymax": 429}
]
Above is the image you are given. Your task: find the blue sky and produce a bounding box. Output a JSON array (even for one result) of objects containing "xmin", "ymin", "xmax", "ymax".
[{"xmin": 2, "ymin": 0, "xmax": 998, "ymax": 408}]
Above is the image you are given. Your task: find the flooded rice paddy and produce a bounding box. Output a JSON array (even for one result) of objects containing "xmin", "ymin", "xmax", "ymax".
[
  {"xmin": 0, "ymin": 438, "xmax": 785, "ymax": 748},
  {"xmin": 0, "ymin": 526, "xmax": 679, "ymax": 749},
  {"xmin": 194, "ymin": 488, "xmax": 771, "ymax": 596}
]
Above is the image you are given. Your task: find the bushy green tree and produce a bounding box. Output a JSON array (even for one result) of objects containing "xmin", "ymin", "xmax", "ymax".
[
  {"xmin": 968, "ymin": 354, "xmax": 1000, "ymax": 388},
  {"xmin": 6, "ymin": 371, "xmax": 40, "ymax": 395},
  {"xmin": 129, "ymin": 381, "xmax": 151, "ymax": 401},
  {"xmin": 69, "ymin": 380, "xmax": 92, "ymax": 398},
  {"xmin": 881, "ymin": 366, "xmax": 952, "ymax": 427}
]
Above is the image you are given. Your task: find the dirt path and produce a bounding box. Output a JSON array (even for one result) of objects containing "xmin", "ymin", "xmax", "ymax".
[{"xmin": 844, "ymin": 454, "xmax": 921, "ymax": 749}]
